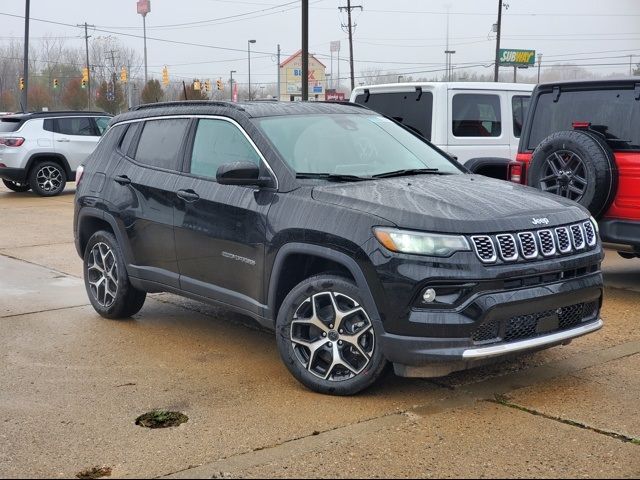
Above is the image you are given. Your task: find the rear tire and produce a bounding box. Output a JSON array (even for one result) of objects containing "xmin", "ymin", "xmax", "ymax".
[
  {"xmin": 83, "ymin": 230, "xmax": 146, "ymax": 319},
  {"xmin": 2, "ymin": 179, "xmax": 30, "ymax": 192},
  {"xmin": 29, "ymin": 161, "xmax": 67, "ymax": 197},
  {"xmin": 275, "ymin": 274, "xmax": 387, "ymax": 395},
  {"xmin": 527, "ymin": 130, "xmax": 617, "ymax": 218}
]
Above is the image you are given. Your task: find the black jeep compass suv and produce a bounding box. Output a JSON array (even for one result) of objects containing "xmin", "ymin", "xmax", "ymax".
[{"xmin": 74, "ymin": 101, "xmax": 604, "ymax": 395}]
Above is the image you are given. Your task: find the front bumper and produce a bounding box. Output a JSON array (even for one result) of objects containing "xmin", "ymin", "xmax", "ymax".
[
  {"xmin": 375, "ymin": 267, "xmax": 603, "ymax": 377},
  {"xmin": 0, "ymin": 167, "xmax": 27, "ymax": 183}
]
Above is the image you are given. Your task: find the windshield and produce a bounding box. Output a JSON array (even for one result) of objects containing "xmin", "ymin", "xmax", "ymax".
[{"xmin": 255, "ymin": 114, "xmax": 462, "ymax": 177}]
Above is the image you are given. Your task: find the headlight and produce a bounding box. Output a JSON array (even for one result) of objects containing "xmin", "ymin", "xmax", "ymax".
[
  {"xmin": 589, "ymin": 216, "xmax": 599, "ymax": 234},
  {"xmin": 373, "ymin": 227, "xmax": 470, "ymax": 257}
]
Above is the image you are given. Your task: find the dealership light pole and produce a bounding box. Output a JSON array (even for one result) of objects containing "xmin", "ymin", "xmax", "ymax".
[
  {"xmin": 248, "ymin": 39, "xmax": 256, "ymax": 100},
  {"xmin": 230, "ymin": 70, "xmax": 236, "ymax": 101},
  {"xmin": 493, "ymin": 0, "xmax": 503, "ymax": 82},
  {"xmin": 137, "ymin": 0, "xmax": 151, "ymax": 85}
]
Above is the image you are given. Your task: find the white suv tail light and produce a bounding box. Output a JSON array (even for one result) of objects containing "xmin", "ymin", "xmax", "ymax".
[{"xmin": 0, "ymin": 137, "xmax": 25, "ymax": 147}]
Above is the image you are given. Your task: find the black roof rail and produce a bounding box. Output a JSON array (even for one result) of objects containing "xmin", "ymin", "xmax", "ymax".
[{"xmin": 132, "ymin": 100, "xmax": 245, "ymax": 112}]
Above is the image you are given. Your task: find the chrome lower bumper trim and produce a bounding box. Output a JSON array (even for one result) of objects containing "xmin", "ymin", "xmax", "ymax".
[{"xmin": 462, "ymin": 319, "xmax": 603, "ymax": 360}]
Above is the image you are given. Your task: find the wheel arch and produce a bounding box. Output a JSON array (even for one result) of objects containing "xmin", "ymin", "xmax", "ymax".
[
  {"xmin": 26, "ymin": 153, "xmax": 73, "ymax": 180},
  {"xmin": 464, "ymin": 157, "xmax": 511, "ymax": 180},
  {"xmin": 267, "ymin": 243, "xmax": 382, "ymax": 330},
  {"xmin": 76, "ymin": 208, "xmax": 133, "ymax": 267}
]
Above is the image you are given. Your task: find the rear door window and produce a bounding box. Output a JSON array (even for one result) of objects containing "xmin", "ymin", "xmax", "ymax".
[
  {"xmin": 512, "ymin": 95, "xmax": 530, "ymax": 138},
  {"xmin": 528, "ymin": 87, "xmax": 640, "ymax": 151},
  {"xmin": 133, "ymin": 118, "xmax": 190, "ymax": 170},
  {"xmin": 55, "ymin": 117, "xmax": 97, "ymax": 136},
  {"xmin": 452, "ymin": 94, "xmax": 502, "ymax": 137},
  {"xmin": 352, "ymin": 91, "xmax": 433, "ymax": 140}
]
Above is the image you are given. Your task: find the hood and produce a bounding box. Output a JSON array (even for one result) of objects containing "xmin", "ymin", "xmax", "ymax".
[{"xmin": 311, "ymin": 174, "xmax": 589, "ymax": 234}]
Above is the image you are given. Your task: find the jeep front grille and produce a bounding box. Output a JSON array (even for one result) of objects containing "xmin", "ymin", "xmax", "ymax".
[{"xmin": 470, "ymin": 223, "xmax": 598, "ymax": 264}]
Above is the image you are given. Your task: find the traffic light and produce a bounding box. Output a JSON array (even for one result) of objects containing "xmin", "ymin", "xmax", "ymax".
[
  {"xmin": 216, "ymin": 79, "xmax": 223, "ymax": 91},
  {"xmin": 19, "ymin": 77, "xmax": 24, "ymax": 91},
  {"xmin": 53, "ymin": 78, "xmax": 59, "ymax": 89},
  {"xmin": 81, "ymin": 79, "xmax": 87, "ymax": 89},
  {"xmin": 120, "ymin": 67, "xmax": 128, "ymax": 83},
  {"xmin": 82, "ymin": 67, "xmax": 89, "ymax": 82},
  {"xmin": 205, "ymin": 80, "xmax": 212, "ymax": 93},
  {"xmin": 162, "ymin": 66, "xmax": 169, "ymax": 86},
  {"xmin": 193, "ymin": 79, "xmax": 201, "ymax": 91}
]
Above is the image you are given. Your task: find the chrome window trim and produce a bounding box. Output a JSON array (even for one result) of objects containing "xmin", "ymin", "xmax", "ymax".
[{"xmin": 112, "ymin": 114, "xmax": 279, "ymax": 190}]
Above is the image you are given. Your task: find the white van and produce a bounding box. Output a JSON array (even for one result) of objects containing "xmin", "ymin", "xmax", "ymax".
[{"xmin": 350, "ymin": 82, "xmax": 534, "ymax": 179}]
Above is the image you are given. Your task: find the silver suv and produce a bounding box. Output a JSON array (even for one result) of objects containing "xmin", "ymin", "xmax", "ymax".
[{"xmin": 0, "ymin": 111, "xmax": 111, "ymax": 196}]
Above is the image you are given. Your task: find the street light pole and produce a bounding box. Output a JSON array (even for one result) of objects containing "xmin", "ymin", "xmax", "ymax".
[
  {"xmin": 248, "ymin": 39, "xmax": 256, "ymax": 101},
  {"xmin": 21, "ymin": 0, "xmax": 30, "ymax": 112},
  {"xmin": 230, "ymin": 70, "xmax": 236, "ymax": 101}
]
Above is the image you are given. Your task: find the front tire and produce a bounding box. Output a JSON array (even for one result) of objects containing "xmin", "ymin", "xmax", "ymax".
[
  {"xmin": 83, "ymin": 230, "xmax": 146, "ymax": 319},
  {"xmin": 275, "ymin": 275, "xmax": 387, "ymax": 395},
  {"xmin": 2, "ymin": 179, "xmax": 30, "ymax": 192},
  {"xmin": 29, "ymin": 161, "xmax": 67, "ymax": 196}
]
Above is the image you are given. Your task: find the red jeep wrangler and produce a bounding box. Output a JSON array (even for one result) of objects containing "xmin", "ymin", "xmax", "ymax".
[{"xmin": 510, "ymin": 79, "xmax": 640, "ymax": 258}]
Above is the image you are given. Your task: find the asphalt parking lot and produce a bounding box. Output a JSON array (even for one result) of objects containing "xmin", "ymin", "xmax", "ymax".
[{"xmin": 1, "ymin": 184, "xmax": 639, "ymax": 479}]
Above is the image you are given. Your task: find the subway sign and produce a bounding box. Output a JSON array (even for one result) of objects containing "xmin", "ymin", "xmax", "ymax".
[{"xmin": 499, "ymin": 49, "xmax": 536, "ymax": 67}]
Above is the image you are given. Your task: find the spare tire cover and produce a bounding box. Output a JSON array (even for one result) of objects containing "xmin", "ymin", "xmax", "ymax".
[{"xmin": 527, "ymin": 130, "xmax": 617, "ymax": 218}]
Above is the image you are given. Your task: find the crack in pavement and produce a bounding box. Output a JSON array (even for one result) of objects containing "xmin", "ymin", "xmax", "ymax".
[
  {"xmin": 161, "ymin": 340, "xmax": 640, "ymax": 479},
  {"xmin": 0, "ymin": 303, "xmax": 90, "ymax": 319},
  {"xmin": 489, "ymin": 395, "xmax": 640, "ymax": 445}
]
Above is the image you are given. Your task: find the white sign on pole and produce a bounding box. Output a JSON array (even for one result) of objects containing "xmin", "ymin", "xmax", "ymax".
[{"xmin": 330, "ymin": 41, "xmax": 341, "ymax": 53}]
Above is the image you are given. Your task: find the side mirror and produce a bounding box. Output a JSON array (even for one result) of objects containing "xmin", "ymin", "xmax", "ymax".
[{"xmin": 216, "ymin": 161, "xmax": 272, "ymax": 187}]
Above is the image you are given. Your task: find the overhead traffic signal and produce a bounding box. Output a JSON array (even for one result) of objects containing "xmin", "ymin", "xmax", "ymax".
[
  {"xmin": 53, "ymin": 78, "xmax": 59, "ymax": 89},
  {"xmin": 162, "ymin": 66, "xmax": 169, "ymax": 86},
  {"xmin": 205, "ymin": 80, "xmax": 212, "ymax": 93},
  {"xmin": 82, "ymin": 67, "xmax": 89, "ymax": 82},
  {"xmin": 193, "ymin": 79, "xmax": 201, "ymax": 91},
  {"xmin": 216, "ymin": 79, "xmax": 223, "ymax": 91},
  {"xmin": 120, "ymin": 67, "xmax": 128, "ymax": 83},
  {"xmin": 19, "ymin": 77, "xmax": 24, "ymax": 90},
  {"xmin": 81, "ymin": 79, "xmax": 87, "ymax": 89}
]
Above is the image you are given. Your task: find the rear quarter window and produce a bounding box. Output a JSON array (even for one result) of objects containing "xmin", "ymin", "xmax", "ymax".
[
  {"xmin": 528, "ymin": 87, "xmax": 640, "ymax": 151},
  {"xmin": 0, "ymin": 119, "xmax": 23, "ymax": 132},
  {"xmin": 512, "ymin": 95, "xmax": 530, "ymax": 138},
  {"xmin": 353, "ymin": 91, "xmax": 433, "ymax": 140}
]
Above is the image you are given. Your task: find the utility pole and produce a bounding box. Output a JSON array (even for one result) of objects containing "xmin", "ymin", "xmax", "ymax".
[
  {"xmin": 21, "ymin": 0, "xmax": 30, "ymax": 112},
  {"xmin": 277, "ymin": 44, "xmax": 281, "ymax": 101},
  {"xmin": 302, "ymin": 0, "xmax": 309, "ymax": 101},
  {"xmin": 230, "ymin": 70, "xmax": 236, "ymax": 101},
  {"xmin": 630, "ymin": 55, "xmax": 634, "ymax": 76},
  {"xmin": 77, "ymin": 22, "xmax": 94, "ymax": 110},
  {"xmin": 537, "ymin": 53, "xmax": 542, "ymax": 83},
  {"xmin": 339, "ymin": 0, "xmax": 363, "ymax": 92},
  {"xmin": 493, "ymin": 0, "xmax": 503, "ymax": 82},
  {"xmin": 107, "ymin": 49, "xmax": 118, "ymax": 110}
]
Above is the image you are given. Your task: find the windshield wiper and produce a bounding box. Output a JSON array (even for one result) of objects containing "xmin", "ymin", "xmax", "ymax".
[
  {"xmin": 372, "ymin": 168, "xmax": 444, "ymax": 179},
  {"xmin": 296, "ymin": 172, "xmax": 370, "ymax": 182}
]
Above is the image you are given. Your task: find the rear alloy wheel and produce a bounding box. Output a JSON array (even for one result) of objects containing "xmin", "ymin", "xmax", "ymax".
[
  {"xmin": 537, "ymin": 150, "xmax": 588, "ymax": 202},
  {"xmin": 84, "ymin": 230, "xmax": 146, "ymax": 319},
  {"xmin": 29, "ymin": 161, "xmax": 67, "ymax": 196},
  {"xmin": 276, "ymin": 275, "xmax": 387, "ymax": 395},
  {"xmin": 2, "ymin": 179, "xmax": 30, "ymax": 192}
]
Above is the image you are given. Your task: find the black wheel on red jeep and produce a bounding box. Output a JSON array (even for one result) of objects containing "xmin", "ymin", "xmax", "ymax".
[
  {"xmin": 2, "ymin": 179, "xmax": 30, "ymax": 192},
  {"xmin": 527, "ymin": 130, "xmax": 618, "ymax": 218}
]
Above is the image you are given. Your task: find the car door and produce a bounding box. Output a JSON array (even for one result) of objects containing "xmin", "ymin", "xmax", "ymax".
[
  {"xmin": 52, "ymin": 116, "xmax": 102, "ymax": 172},
  {"xmin": 111, "ymin": 118, "xmax": 190, "ymax": 288},
  {"xmin": 173, "ymin": 117, "xmax": 274, "ymax": 315},
  {"xmin": 446, "ymin": 90, "xmax": 510, "ymax": 165}
]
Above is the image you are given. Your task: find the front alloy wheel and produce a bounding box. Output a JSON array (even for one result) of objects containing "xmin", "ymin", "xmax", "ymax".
[
  {"xmin": 291, "ymin": 291, "xmax": 375, "ymax": 381},
  {"xmin": 276, "ymin": 275, "xmax": 386, "ymax": 395}
]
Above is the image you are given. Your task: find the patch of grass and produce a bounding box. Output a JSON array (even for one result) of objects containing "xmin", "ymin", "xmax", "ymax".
[
  {"xmin": 631, "ymin": 438, "xmax": 640, "ymax": 446},
  {"xmin": 135, "ymin": 410, "xmax": 188, "ymax": 429},
  {"xmin": 76, "ymin": 465, "xmax": 112, "ymax": 479}
]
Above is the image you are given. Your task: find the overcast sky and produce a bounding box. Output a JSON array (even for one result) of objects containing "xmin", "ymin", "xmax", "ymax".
[{"xmin": 1, "ymin": 0, "xmax": 639, "ymax": 85}]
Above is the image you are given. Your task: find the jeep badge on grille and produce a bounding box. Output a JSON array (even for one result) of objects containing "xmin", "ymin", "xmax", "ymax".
[{"xmin": 532, "ymin": 217, "xmax": 550, "ymax": 225}]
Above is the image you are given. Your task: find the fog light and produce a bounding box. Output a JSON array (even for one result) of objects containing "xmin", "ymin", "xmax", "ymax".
[{"xmin": 422, "ymin": 288, "xmax": 437, "ymax": 303}]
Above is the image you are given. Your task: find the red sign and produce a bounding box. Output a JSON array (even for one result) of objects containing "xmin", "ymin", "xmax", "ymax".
[
  {"xmin": 137, "ymin": 0, "xmax": 151, "ymax": 16},
  {"xmin": 326, "ymin": 92, "xmax": 345, "ymax": 102},
  {"xmin": 233, "ymin": 82, "xmax": 238, "ymax": 102}
]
